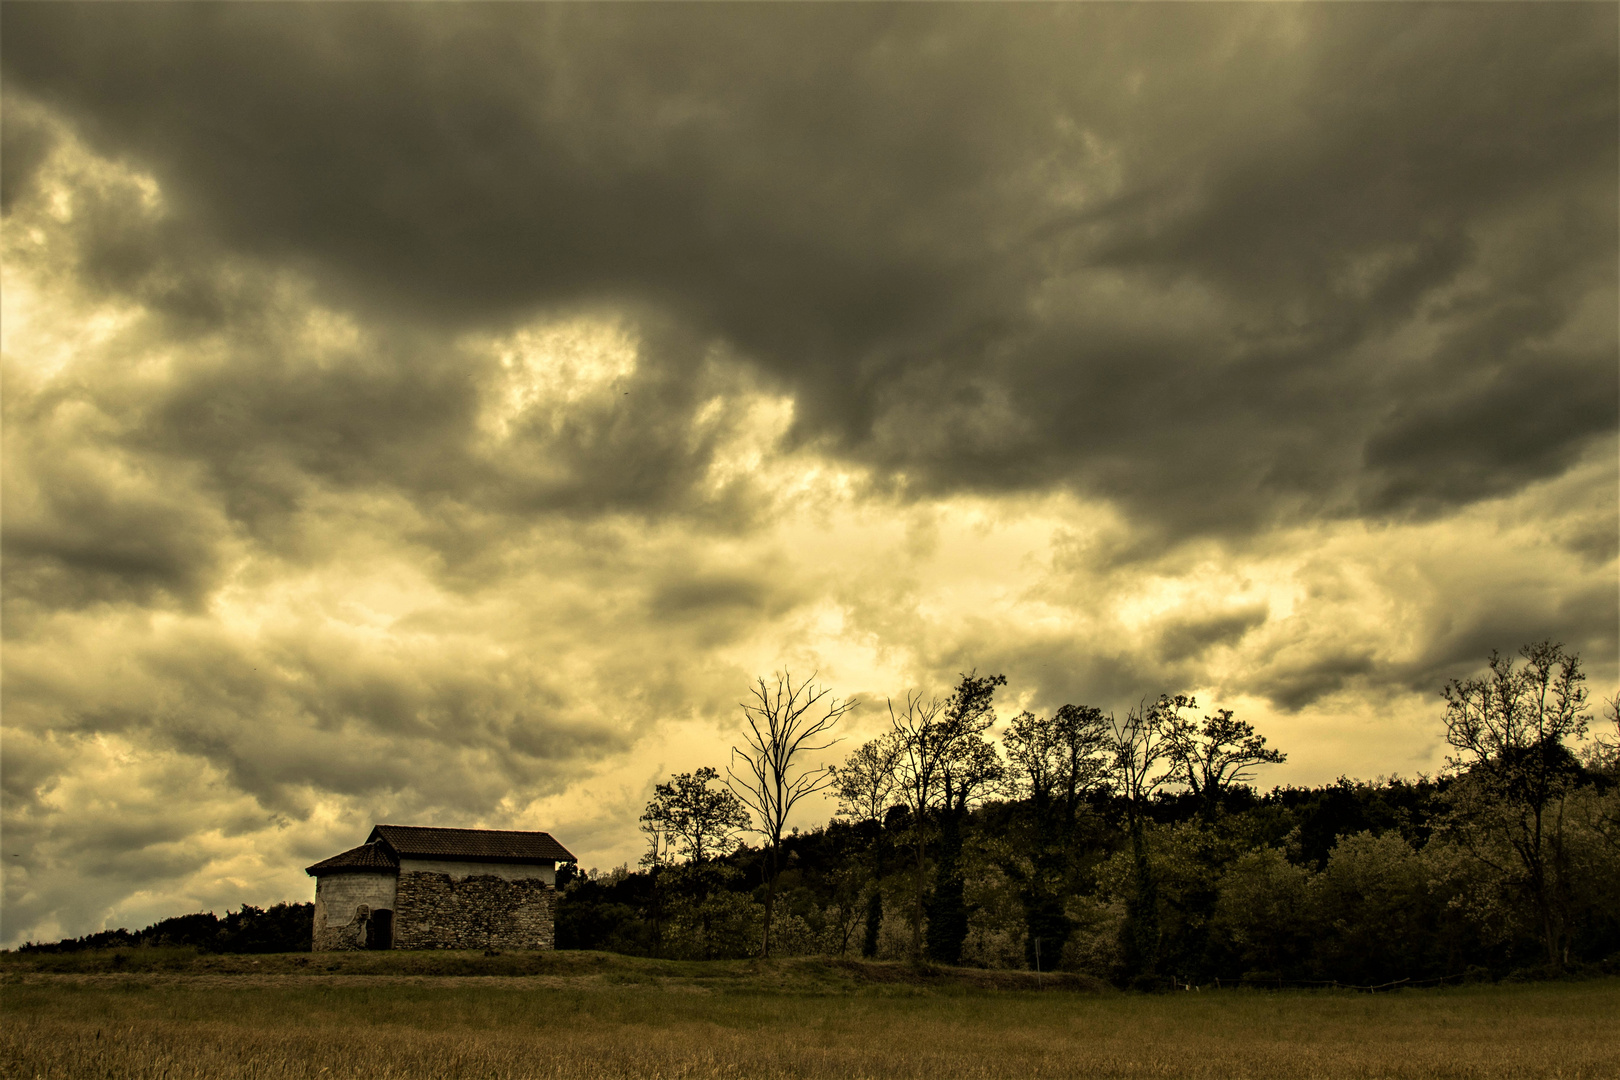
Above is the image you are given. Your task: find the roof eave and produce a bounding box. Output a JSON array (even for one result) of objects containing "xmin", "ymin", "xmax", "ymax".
[{"xmin": 305, "ymin": 865, "xmax": 399, "ymax": 877}]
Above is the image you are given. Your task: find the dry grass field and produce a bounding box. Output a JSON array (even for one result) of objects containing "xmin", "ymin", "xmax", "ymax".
[{"xmin": 1, "ymin": 952, "xmax": 1615, "ymax": 1079}]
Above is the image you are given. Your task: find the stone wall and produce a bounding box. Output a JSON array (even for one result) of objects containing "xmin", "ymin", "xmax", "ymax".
[
  {"xmin": 312, "ymin": 872, "xmax": 398, "ymax": 951},
  {"xmin": 393, "ymin": 870, "xmax": 556, "ymax": 950}
]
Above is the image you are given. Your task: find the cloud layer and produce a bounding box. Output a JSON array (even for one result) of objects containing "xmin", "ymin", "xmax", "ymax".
[{"xmin": 2, "ymin": 4, "xmax": 1615, "ymax": 945}]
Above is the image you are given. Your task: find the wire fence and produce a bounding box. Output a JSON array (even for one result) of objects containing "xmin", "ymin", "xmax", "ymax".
[{"xmin": 1203, "ymin": 973, "xmax": 1470, "ymax": 993}]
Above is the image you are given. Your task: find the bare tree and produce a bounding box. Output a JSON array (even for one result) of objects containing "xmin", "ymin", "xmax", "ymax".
[
  {"xmin": 1442, "ymin": 641, "xmax": 1590, "ymax": 969},
  {"xmin": 830, "ymin": 733, "xmax": 901, "ymax": 825},
  {"xmin": 1108, "ymin": 695, "xmax": 1187, "ymax": 822},
  {"xmin": 1165, "ymin": 707, "xmax": 1287, "ymax": 819},
  {"xmin": 639, "ymin": 819, "xmax": 675, "ymax": 871},
  {"xmin": 729, "ymin": 672, "xmax": 855, "ymax": 958},
  {"xmin": 1586, "ymin": 692, "xmax": 1620, "ymax": 777}
]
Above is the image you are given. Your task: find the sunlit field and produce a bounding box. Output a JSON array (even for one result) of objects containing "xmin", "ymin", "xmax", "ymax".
[{"xmin": 2, "ymin": 952, "xmax": 1615, "ymax": 1079}]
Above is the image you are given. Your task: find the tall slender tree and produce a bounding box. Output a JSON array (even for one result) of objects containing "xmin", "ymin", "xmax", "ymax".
[
  {"xmin": 886, "ymin": 672, "xmax": 1005, "ymax": 963},
  {"xmin": 1003, "ymin": 703, "xmax": 1110, "ymax": 966},
  {"xmin": 729, "ymin": 672, "xmax": 855, "ymax": 958},
  {"xmin": 1106, "ymin": 694, "xmax": 1189, "ymax": 978},
  {"xmin": 638, "ymin": 818, "xmax": 674, "ymax": 957},
  {"xmin": 1442, "ymin": 642, "xmax": 1589, "ymax": 969},
  {"xmin": 830, "ymin": 733, "xmax": 901, "ymax": 957},
  {"xmin": 927, "ymin": 672, "xmax": 1006, "ymax": 965},
  {"xmin": 887, "ymin": 690, "xmax": 950, "ymax": 961},
  {"xmin": 640, "ymin": 766, "xmax": 751, "ymax": 960}
]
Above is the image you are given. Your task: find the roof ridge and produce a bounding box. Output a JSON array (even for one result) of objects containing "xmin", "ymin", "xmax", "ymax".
[{"xmin": 374, "ymin": 824, "xmax": 558, "ymax": 834}]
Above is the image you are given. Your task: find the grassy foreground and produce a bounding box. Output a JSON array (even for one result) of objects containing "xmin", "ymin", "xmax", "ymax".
[{"xmin": 2, "ymin": 952, "xmax": 1616, "ymax": 1079}]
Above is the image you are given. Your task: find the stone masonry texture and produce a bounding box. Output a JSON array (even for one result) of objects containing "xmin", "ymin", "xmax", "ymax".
[
  {"xmin": 392, "ymin": 870, "xmax": 556, "ymax": 950},
  {"xmin": 312, "ymin": 872, "xmax": 397, "ymax": 952}
]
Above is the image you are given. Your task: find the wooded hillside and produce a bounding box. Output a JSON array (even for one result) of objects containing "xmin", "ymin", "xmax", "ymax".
[{"xmin": 564, "ymin": 644, "xmax": 1619, "ymax": 988}]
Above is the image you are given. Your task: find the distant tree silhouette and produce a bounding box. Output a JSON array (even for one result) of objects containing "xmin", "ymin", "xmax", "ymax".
[
  {"xmin": 641, "ymin": 767, "xmax": 750, "ymax": 866},
  {"xmin": 1166, "ymin": 708, "xmax": 1287, "ymax": 820},
  {"xmin": 1442, "ymin": 641, "xmax": 1590, "ymax": 970}
]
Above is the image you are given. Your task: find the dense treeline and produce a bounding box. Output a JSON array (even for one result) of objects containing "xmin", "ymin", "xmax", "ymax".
[
  {"xmin": 18, "ymin": 903, "xmax": 313, "ymax": 954},
  {"xmin": 557, "ymin": 775, "xmax": 1619, "ymax": 984},
  {"xmin": 562, "ymin": 644, "xmax": 1620, "ymax": 987}
]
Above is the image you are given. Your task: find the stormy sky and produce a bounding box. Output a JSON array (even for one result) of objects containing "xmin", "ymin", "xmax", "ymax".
[{"xmin": 2, "ymin": 3, "xmax": 1615, "ymax": 946}]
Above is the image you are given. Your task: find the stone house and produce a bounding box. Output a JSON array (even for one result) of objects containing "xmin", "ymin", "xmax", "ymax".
[{"xmin": 305, "ymin": 824, "xmax": 575, "ymax": 951}]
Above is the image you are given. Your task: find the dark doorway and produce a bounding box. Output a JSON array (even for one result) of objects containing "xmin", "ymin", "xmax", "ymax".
[{"xmin": 366, "ymin": 909, "xmax": 394, "ymax": 949}]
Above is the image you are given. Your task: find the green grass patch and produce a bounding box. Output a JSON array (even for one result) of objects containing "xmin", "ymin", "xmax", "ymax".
[
  {"xmin": 1, "ymin": 954, "xmax": 1615, "ymax": 1078},
  {"xmin": 0, "ymin": 948, "xmax": 1105, "ymax": 992}
]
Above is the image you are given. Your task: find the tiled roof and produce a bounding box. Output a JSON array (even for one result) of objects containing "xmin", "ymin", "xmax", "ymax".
[
  {"xmin": 368, "ymin": 824, "xmax": 576, "ymax": 864},
  {"xmin": 305, "ymin": 841, "xmax": 399, "ymax": 876}
]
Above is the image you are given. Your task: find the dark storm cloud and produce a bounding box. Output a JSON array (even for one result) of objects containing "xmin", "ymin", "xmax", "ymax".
[
  {"xmin": 0, "ymin": 93, "xmax": 56, "ymax": 212},
  {"xmin": 1251, "ymin": 651, "xmax": 1378, "ymax": 714},
  {"xmin": 1361, "ymin": 354, "xmax": 1618, "ymax": 514},
  {"xmin": 5, "ymin": 3, "xmax": 1613, "ymax": 543},
  {"xmin": 1397, "ymin": 578, "xmax": 1620, "ymax": 700},
  {"xmin": 1, "ymin": 457, "xmax": 227, "ymax": 613},
  {"xmin": 1158, "ymin": 605, "xmax": 1270, "ymax": 664}
]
